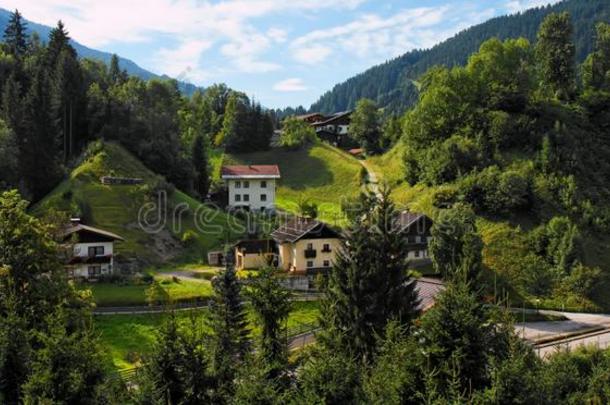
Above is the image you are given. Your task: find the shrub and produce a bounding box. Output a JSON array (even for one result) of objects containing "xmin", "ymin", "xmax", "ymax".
[{"xmin": 181, "ymin": 230, "xmax": 198, "ymax": 246}]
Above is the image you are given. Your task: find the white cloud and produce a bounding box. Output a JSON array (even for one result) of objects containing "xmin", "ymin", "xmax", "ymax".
[
  {"xmin": 505, "ymin": 0, "xmax": 560, "ymax": 13},
  {"xmin": 273, "ymin": 78, "xmax": 308, "ymax": 92},
  {"xmin": 3, "ymin": 0, "xmax": 367, "ymax": 78},
  {"xmin": 292, "ymin": 44, "xmax": 332, "ymax": 64},
  {"xmin": 291, "ymin": 6, "xmax": 449, "ymax": 63},
  {"xmin": 154, "ymin": 39, "xmax": 212, "ymax": 79}
]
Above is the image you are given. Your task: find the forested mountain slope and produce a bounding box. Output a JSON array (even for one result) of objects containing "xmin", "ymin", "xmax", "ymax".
[
  {"xmin": 0, "ymin": 8, "xmax": 200, "ymax": 95},
  {"xmin": 310, "ymin": 0, "xmax": 610, "ymax": 115}
]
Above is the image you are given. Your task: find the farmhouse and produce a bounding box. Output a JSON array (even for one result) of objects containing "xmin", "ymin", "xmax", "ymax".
[
  {"xmin": 234, "ymin": 239, "xmax": 278, "ymax": 270},
  {"xmin": 221, "ymin": 165, "xmax": 280, "ymax": 212},
  {"xmin": 62, "ymin": 219, "xmax": 124, "ymax": 280},
  {"xmin": 271, "ymin": 217, "xmax": 342, "ymax": 274},
  {"xmin": 398, "ymin": 211, "xmax": 433, "ymax": 263}
]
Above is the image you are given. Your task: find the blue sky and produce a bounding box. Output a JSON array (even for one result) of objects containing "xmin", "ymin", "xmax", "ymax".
[{"xmin": 6, "ymin": 0, "xmax": 559, "ymax": 108}]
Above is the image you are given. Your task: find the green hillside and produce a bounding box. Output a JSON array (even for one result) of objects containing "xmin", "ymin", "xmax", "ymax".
[
  {"xmin": 35, "ymin": 141, "xmax": 243, "ymax": 265},
  {"xmin": 310, "ymin": 0, "xmax": 610, "ymax": 115},
  {"xmin": 218, "ymin": 142, "xmax": 363, "ymax": 224}
]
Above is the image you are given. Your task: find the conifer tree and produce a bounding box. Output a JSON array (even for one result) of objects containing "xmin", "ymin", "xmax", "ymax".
[
  {"xmin": 209, "ymin": 256, "xmax": 250, "ymax": 399},
  {"xmin": 247, "ymin": 267, "xmax": 291, "ymax": 378},
  {"xmin": 191, "ymin": 134, "xmax": 210, "ymax": 199},
  {"xmin": 536, "ymin": 12, "xmax": 576, "ymax": 100},
  {"xmin": 320, "ymin": 187, "xmax": 420, "ymax": 363},
  {"xmin": 3, "ymin": 10, "xmax": 28, "ymax": 58}
]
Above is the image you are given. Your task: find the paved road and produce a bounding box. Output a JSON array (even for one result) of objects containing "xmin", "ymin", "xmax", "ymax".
[
  {"xmin": 535, "ymin": 329, "xmax": 610, "ymax": 358},
  {"xmin": 516, "ymin": 310, "xmax": 610, "ymax": 343}
]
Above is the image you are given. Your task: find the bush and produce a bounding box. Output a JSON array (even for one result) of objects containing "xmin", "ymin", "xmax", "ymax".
[{"xmin": 181, "ymin": 230, "xmax": 198, "ymax": 246}]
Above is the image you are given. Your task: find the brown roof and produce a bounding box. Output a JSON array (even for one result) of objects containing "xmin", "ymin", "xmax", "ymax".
[
  {"xmin": 271, "ymin": 218, "xmax": 340, "ymax": 244},
  {"xmin": 415, "ymin": 277, "xmax": 445, "ymax": 311},
  {"xmin": 312, "ymin": 111, "xmax": 351, "ymax": 126},
  {"xmin": 221, "ymin": 165, "xmax": 281, "ymax": 179},
  {"xmin": 397, "ymin": 211, "xmax": 431, "ymax": 231},
  {"xmin": 234, "ymin": 239, "xmax": 277, "ymax": 254},
  {"xmin": 63, "ymin": 224, "xmax": 125, "ymax": 242}
]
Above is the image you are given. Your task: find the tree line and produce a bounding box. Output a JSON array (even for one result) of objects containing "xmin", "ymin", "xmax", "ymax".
[
  {"xmin": 0, "ymin": 10, "xmax": 276, "ymax": 202},
  {"xmin": 310, "ymin": 0, "xmax": 610, "ymax": 115}
]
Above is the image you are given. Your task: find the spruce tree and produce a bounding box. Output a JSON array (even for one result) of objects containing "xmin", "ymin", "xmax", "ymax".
[
  {"xmin": 536, "ymin": 12, "xmax": 576, "ymax": 100},
  {"xmin": 191, "ymin": 134, "xmax": 210, "ymax": 199},
  {"xmin": 3, "ymin": 10, "xmax": 28, "ymax": 58},
  {"xmin": 320, "ymin": 187, "xmax": 420, "ymax": 363},
  {"xmin": 209, "ymin": 256, "xmax": 250, "ymax": 399},
  {"xmin": 246, "ymin": 267, "xmax": 291, "ymax": 378}
]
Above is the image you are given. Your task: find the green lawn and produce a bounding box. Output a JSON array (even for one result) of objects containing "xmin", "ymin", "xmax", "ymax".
[
  {"xmin": 220, "ymin": 142, "xmax": 363, "ymax": 225},
  {"xmin": 94, "ymin": 300, "xmax": 320, "ymax": 370},
  {"xmin": 82, "ymin": 277, "xmax": 214, "ymax": 307}
]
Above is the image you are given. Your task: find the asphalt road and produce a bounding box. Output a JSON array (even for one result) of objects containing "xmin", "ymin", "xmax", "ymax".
[{"xmin": 535, "ymin": 329, "xmax": 610, "ymax": 358}]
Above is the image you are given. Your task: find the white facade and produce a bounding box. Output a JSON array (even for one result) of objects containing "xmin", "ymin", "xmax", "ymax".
[
  {"xmin": 69, "ymin": 241, "xmax": 115, "ymax": 279},
  {"xmin": 226, "ymin": 178, "xmax": 277, "ymax": 211}
]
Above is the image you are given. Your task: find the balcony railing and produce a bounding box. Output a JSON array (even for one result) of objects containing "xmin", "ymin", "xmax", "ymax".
[{"xmin": 304, "ymin": 249, "xmax": 317, "ymax": 259}]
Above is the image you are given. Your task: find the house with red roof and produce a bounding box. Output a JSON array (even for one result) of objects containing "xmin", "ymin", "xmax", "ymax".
[{"xmin": 221, "ymin": 165, "xmax": 281, "ymax": 212}]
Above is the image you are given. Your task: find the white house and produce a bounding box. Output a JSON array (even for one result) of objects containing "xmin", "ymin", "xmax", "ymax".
[
  {"xmin": 62, "ymin": 219, "xmax": 124, "ymax": 280},
  {"xmin": 221, "ymin": 165, "xmax": 280, "ymax": 212}
]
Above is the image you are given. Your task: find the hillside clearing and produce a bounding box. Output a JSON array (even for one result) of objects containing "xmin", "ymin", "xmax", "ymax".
[
  {"xmin": 34, "ymin": 142, "xmax": 244, "ymax": 266},
  {"xmin": 219, "ymin": 142, "xmax": 363, "ymax": 224}
]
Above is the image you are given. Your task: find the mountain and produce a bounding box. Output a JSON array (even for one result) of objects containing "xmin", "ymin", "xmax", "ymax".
[
  {"xmin": 310, "ymin": 0, "xmax": 610, "ymax": 115},
  {"xmin": 0, "ymin": 8, "xmax": 200, "ymax": 96}
]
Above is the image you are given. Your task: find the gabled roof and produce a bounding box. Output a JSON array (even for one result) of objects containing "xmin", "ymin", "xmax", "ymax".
[
  {"xmin": 271, "ymin": 218, "xmax": 340, "ymax": 244},
  {"xmin": 312, "ymin": 111, "xmax": 351, "ymax": 126},
  {"xmin": 397, "ymin": 211, "xmax": 432, "ymax": 233},
  {"xmin": 63, "ymin": 224, "xmax": 125, "ymax": 242},
  {"xmin": 221, "ymin": 165, "xmax": 281, "ymax": 179}
]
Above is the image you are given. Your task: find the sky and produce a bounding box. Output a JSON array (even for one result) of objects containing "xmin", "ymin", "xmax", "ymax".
[{"xmin": 4, "ymin": 0, "xmax": 560, "ymax": 109}]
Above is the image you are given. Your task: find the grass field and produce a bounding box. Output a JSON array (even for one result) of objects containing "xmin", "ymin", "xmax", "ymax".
[
  {"xmin": 95, "ymin": 300, "xmax": 320, "ymax": 370},
  {"xmin": 219, "ymin": 142, "xmax": 363, "ymax": 225},
  {"xmin": 34, "ymin": 142, "xmax": 244, "ymax": 265}
]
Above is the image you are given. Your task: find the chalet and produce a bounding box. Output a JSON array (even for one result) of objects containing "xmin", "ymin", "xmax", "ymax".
[
  {"xmin": 295, "ymin": 112, "xmax": 327, "ymax": 124},
  {"xmin": 234, "ymin": 239, "xmax": 278, "ymax": 270},
  {"xmin": 221, "ymin": 165, "xmax": 280, "ymax": 212},
  {"xmin": 398, "ymin": 211, "xmax": 433, "ymax": 263},
  {"xmin": 312, "ymin": 111, "xmax": 351, "ymax": 136},
  {"xmin": 271, "ymin": 217, "xmax": 342, "ymax": 274},
  {"xmin": 62, "ymin": 219, "xmax": 124, "ymax": 280}
]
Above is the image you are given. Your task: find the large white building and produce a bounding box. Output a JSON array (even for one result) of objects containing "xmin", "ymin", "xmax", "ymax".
[
  {"xmin": 63, "ymin": 219, "xmax": 124, "ymax": 280},
  {"xmin": 221, "ymin": 165, "xmax": 281, "ymax": 212}
]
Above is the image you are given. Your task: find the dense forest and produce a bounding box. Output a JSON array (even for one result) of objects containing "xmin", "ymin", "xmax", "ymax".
[
  {"xmin": 310, "ymin": 0, "xmax": 610, "ymax": 115},
  {"xmin": 0, "ymin": 11, "xmax": 275, "ymax": 202}
]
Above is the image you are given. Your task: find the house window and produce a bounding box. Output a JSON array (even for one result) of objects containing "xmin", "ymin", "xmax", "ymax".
[
  {"xmin": 415, "ymin": 236, "xmax": 421, "ymax": 243},
  {"xmin": 260, "ymin": 194, "xmax": 267, "ymax": 202},
  {"xmin": 414, "ymin": 250, "xmax": 420, "ymax": 258},
  {"xmin": 261, "ymin": 180, "xmax": 267, "ymax": 188},
  {"xmin": 244, "ymin": 181, "xmax": 250, "ymax": 188},
  {"xmin": 306, "ymin": 261, "xmax": 314, "ymax": 268},
  {"xmin": 322, "ymin": 243, "xmax": 331, "ymax": 252},
  {"xmin": 235, "ymin": 194, "xmax": 241, "ymax": 202},
  {"xmin": 243, "ymin": 194, "xmax": 250, "ymax": 202},
  {"xmin": 88, "ymin": 246, "xmax": 104, "ymax": 257},
  {"xmin": 235, "ymin": 181, "xmax": 241, "ymax": 189},
  {"xmin": 323, "ymin": 260, "xmax": 330, "ymax": 267},
  {"xmin": 307, "ymin": 243, "xmax": 313, "ymax": 250},
  {"xmin": 88, "ymin": 266, "xmax": 101, "ymax": 276}
]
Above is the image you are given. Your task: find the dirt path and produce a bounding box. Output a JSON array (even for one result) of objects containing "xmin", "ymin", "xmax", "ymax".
[{"xmin": 359, "ymin": 160, "xmax": 381, "ymax": 197}]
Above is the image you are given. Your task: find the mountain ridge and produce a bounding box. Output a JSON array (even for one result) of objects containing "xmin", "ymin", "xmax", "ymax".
[
  {"xmin": 310, "ymin": 0, "xmax": 610, "ymax": 115},
  {"xmin": 0, "ymin": 8, "xmax": 201, "ymax": 96}
]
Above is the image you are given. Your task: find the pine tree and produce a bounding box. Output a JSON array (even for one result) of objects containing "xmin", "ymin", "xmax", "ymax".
[
  {"xmin": 209, "ymin": 257, "xmax": 250, "ymax": 399},
  {"xmin": 246, "ymin": 267, "xmax": 291, "ymax": 378},
  {"xmin": 108, "ymin": 54, "xmax": 126, "ymax": 85},
  {"xmin": 320, "ymin": 187, "xmax": 420, "ymax": 363},
  {"xmin": 536, "ymin": 12, "xmax": 576, "ymax": 100},
  {"xmin": 46, "ymin": 21, "xmax": 73, "ymax": 68},
  {"xmin": 3, "ymin": 10, "xmax": 28, "ymax": 58},
  {"xmin": 191, "ymin": 134, "xmax": 210, "ymax": 199}
]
